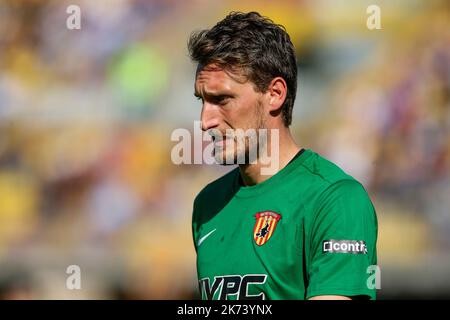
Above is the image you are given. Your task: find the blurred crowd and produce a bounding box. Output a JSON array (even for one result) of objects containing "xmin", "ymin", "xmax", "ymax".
[{"xmin": 0, "ymin": 0, "xmax": 449, "ymax": 299}]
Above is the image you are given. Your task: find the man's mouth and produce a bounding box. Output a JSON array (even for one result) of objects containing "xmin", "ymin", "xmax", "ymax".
[
  {"xmin": 213, "ymin": 136, "xmax": 226, "ymax": 146},
  {"xmin": 212, "ymin": 135, "xmax": 233, "ymax": 148},
  {"xmin": 208, "ymin": 129, "xmax": 236, "ymax": 149}
]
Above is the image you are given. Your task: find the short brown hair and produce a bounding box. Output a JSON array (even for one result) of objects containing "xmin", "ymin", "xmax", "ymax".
[{"xmin": 188, "ymin": 11, "xmax": 298, "ymax": 126}]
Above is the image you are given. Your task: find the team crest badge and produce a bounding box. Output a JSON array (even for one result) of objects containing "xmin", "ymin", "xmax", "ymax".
[{"xmin": 253, "ymin": 211, "xmax": 282, "ymax": 246}]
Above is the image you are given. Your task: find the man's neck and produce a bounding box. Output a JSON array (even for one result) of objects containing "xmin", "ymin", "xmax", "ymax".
[{"xmin": 238, "ymin": 128, "xmax": 301, "ymax": 186}]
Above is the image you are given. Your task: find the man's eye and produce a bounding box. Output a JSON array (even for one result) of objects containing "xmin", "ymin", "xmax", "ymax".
[{"xmin": 216, "ymin": 97, "xmax": 230, "ymax": 105}]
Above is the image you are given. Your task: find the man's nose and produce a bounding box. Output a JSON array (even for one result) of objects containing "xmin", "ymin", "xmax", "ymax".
[{"xmin": 200, "ymin": 102, "xmax": 220, "ymax": 131}]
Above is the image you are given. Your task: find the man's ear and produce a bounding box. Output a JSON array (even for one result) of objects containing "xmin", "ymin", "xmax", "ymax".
[{"xmin": 266, "ymin": 77, "xmax": 287, "ymax": 112}]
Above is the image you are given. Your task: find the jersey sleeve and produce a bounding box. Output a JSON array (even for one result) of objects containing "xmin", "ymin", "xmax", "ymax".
[{"xmin": 306, "ymin": 179, "xmax": 378, "ymax": 300}]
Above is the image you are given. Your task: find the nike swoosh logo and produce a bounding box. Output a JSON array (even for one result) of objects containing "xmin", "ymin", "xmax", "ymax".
[{"xmin": 197, "ymin": 229, "xmax": 217, "ymax": 247}]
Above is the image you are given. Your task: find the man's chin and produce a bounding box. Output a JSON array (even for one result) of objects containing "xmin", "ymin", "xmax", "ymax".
[
  {"xmin": 214, "ymin": 155, "xmax": 234, "ymax": 165},
  {"xmin": 214, "ymin": 151, "xmax": 250, "ymax": 165},
  {"xmin": 214, "ymin": 151, "xmax": 235, "ymax": 165}
]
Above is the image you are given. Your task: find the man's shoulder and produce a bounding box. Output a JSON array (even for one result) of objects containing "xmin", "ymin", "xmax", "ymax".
[
  {"xmin": 300, "ymin": 149, "xmax": 358, "ymax": 187},
  {"xmin": 302, "ymin": 150, "xmax": 374, "ymax": 210}
]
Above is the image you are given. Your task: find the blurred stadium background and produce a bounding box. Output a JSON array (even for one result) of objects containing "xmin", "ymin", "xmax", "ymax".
[{"xmin": 0, "ymin": 0, "xmax": 449, "ymax": 299}]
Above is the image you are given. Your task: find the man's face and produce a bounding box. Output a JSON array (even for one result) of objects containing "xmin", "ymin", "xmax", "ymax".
[{"xmin": 194, "ymin": 64, "xmax": 267, "ymax": 164}]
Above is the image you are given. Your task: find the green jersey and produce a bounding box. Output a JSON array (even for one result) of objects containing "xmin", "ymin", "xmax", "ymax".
[{"xmin": 192, "ymin": 149, "xmax": 378, "ymax": 300}]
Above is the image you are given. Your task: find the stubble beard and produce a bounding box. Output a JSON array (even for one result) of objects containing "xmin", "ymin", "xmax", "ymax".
[{"xmin": 213, "ymin": 99, "xmax": 267, "ymax": 165}]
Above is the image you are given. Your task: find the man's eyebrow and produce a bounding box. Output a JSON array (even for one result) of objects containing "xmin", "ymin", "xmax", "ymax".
[{"xmin": 194, "ymin": 91, "xmax": 235, "ymax": 99}]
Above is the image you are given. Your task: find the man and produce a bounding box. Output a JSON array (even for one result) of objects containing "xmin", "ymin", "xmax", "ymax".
[{"xmin": 189, "ymin": 11, "xmax": 378, "ymax": 300}]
